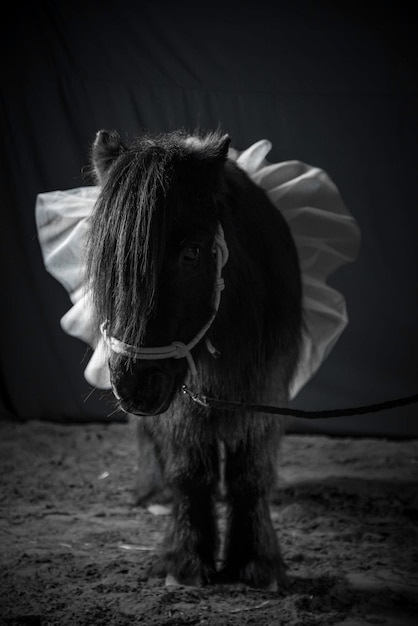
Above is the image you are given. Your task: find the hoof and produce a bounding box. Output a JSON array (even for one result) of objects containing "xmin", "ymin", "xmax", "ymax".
[
  {"xmin": 165, "ymin": 573, "xmax": 203, "ymax": 588},
  {"xmin": 152, "ymin": 553, "xmax": 214, "ymax": 587},
  {"xmin": 265, "ymin": 579, "xmax": 278, "ymax": 592},
  {"xmin": 165, "ymin": 574, "xmax": 181, "ymax": 587},
  {"xmin": 220, "ymin": 557, "xmax": 288, "ymax": 590}
]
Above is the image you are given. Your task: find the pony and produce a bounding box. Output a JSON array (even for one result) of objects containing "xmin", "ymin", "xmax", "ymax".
[{"xmin": 86, "ymin": 129, "xmax": 303, "ymax": 589}]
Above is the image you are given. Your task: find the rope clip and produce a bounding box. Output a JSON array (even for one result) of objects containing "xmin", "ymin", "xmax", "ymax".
[{"xmin": 182, "ymin": 385, "xmax": 210, "ymax": 407}]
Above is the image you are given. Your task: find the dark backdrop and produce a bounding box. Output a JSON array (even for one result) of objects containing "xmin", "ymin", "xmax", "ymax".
[{"xmin": 1, "ymin": 0, "xmax": 417, "ymax": 436}]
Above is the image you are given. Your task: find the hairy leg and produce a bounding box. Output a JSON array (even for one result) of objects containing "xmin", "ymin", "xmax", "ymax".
[
  {"xmin": 221, "ymin": 417, "xmax": 286, "ymax": 589},
  {"xmin": 151, "ymin": 439, "xmax": 220, "ymax": 586},
  {"xmin": 134, "ymin": 417, "xmax": 170, "ymax": 505}
]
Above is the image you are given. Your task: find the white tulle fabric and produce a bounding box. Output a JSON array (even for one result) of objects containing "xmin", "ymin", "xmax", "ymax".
[{"xmin": 36, "ymin": 140, "xmax": 360, "ymax": 398}]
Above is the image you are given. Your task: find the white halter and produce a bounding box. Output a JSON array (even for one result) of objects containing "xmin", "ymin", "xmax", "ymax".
[{"xmin": 100, "ymin": 224, "xmax": 229, "ymax": 377}]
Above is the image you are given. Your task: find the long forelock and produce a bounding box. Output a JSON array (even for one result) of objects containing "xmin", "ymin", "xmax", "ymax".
[
  {"xmin": 86, "ymin": 130, "xmax": 227, "ymax": 345},
  {"xmin": 86, "ymin": 145, "xmax": 171, "ymax": 345}
]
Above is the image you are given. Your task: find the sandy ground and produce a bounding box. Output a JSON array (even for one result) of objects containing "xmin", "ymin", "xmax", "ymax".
[{"xmin": 0, "ymin": 418, "xmax": 417, "ymax": 626}]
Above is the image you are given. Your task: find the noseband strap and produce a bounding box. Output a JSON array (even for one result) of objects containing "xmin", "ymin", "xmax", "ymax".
[{"xmin": 100, "ymin": 224, "xmax": 228, "ymax": 377}]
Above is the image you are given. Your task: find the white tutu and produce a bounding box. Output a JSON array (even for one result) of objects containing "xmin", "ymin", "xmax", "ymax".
[{"xmin": 36, "ymin": 140, "xmax": 360, "ymax": 398}]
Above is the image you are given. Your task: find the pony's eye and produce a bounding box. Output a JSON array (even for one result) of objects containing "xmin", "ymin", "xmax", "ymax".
[{"xmin": 181, "ymin": 246, "xmax": 200, "ymax": 265}]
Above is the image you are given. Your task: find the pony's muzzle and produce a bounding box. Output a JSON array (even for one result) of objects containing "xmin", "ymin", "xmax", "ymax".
[{"xmin": 112, "ymin": 364, "xmax": 176, "ymax": 416}]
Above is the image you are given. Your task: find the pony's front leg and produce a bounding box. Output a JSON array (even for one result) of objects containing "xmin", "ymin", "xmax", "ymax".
[
  {"xmin": 152, "ymin": 444, "xmax": 219, "ymax": 586},
  {"xmin": 134, "ymin": 417, "xmax": 169, "ymax": 505},
  {"xmin": 221, "ymin": 422, "xmax": 287, "ymax": 590}
]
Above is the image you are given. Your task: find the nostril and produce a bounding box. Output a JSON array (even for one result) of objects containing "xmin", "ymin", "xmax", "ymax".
[
  {"xmin": 133, "ymin": 370, "xmax": 166, "ymax": 403},
  {"xmin": 149, "ymin": 370, "xmax": 167, "ymax": 392}
]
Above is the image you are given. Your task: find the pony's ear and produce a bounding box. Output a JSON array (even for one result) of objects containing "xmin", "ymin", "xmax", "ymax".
[
  {"xmin": 202, "ymin": 133, "xmax": 231, "ymax": 183},
  {"xmin": 180, "ymin": 133, "xmax": 231, "ymax": 190},
  {"xmin": 183, "ymin": 132, "xmax": 231, "ymax": 164},
  {"xmin": 212, "ymin": 133, "xmax": 231, "ymax": 161},
  {"xmin": 92, "ymin": 129, "xmax": 127, "ymax": 184},
  {"xmin": 179, "ymin": 133, "xmax": 230, "ymax": 191}
]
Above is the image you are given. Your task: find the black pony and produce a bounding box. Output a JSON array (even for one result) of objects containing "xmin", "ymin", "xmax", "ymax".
[{"xmin": 87, "ymin": 129, "xmax": 302, "ymax": 589}]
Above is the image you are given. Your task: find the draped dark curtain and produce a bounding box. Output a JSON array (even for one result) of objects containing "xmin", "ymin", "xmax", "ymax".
[{"xmin": 1, "ymin": 0, "xmax": 416, "ymax": 436}]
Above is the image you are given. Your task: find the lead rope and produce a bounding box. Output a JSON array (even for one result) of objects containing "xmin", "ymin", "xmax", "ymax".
[
  {"xmin": 101, "ymin": 223, "xmax": 228, "ymax": 375},
  {"xmin": 181, "ymin": 385, "xmax": 418, "ymax": 418}
]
